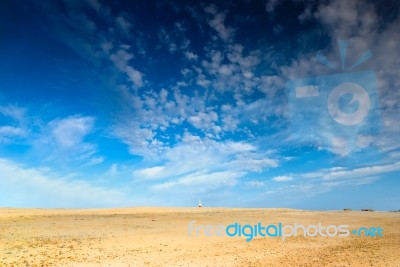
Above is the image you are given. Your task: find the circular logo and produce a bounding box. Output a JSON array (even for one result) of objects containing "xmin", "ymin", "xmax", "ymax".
[{"xmin": 327, "ymin": 82, "xmax": 371, "ymax": 125}]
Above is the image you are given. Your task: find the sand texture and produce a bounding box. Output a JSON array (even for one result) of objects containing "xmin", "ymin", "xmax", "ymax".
[{"xmin": 0, "ymin": 208, "xmax": 399, "ymax": 266}]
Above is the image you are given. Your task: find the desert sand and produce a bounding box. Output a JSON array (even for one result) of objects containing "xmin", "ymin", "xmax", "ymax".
[{"xmin": 0, "ymin": 207, "xmax": 399, "ymax": 266}]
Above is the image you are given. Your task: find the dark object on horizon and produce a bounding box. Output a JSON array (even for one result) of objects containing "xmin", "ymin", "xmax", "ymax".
[
  {"xmin": 343, "ymin": 208, "xmax": 352, "ymax": 211},
  {"xmin": 361, "ymin": 209, "xmax": 374, "ymax": 212},
  {"xmin": 389, "ymin": 210, "xmax": 400, "ymax": 212}
]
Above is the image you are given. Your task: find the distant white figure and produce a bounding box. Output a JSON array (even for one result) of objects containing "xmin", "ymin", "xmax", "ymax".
[{"xmin": 198, "ymin": 199, "xmax": 202, "ymax": 208}]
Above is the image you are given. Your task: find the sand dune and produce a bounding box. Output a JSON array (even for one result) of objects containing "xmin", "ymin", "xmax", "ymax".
[{"xmin": 0, "ymin": 208, "xmax": 399, "ymax": 266}]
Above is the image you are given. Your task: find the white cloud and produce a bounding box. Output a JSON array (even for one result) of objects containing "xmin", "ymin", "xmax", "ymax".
[
  {"xmin": 26, "ymin": 114, "xmax": 105, "ymax": 167},
  {"xmin": 133, "ymin": 166, "xmax": 165, "ymax": 180},
  {"xmin": 113, "ymin": 122, "xmax": 161, "ymax": 158},
  {"xmin": 196, "ymin": 44, "xmax": 263, "ymax": 97},
  {"xmin": 327, "ymin": 136, "xmax": 352, "ymax": 157},
  {"xmin": 0, "ymin": 103, "xmax": 104, "ymax": 167},
  {"xmin": 100, "ymin": 41, "xmax": 113, "ymax": 54},
  {"xmin": 113, "ymin": 86, "xmax": 222, "ymax": 158},
  {"xmin": 49, "ymin": 116, "xmax": 94, "ymax": 149},
  {"xmin": 110, "ymin": 48, "xmax": 144, "ymax": 88},
  {"xmin": 151, "ymin": 170, "xmax": 241, "ymax": 192},
  {"xmin": 108, "ymin": 163, "xmax": 119, "ymax": 177},
  {"xmin": 110, "ymin": 49, "xmax": 134, "ymax": 69},
  {"xmin": 272, "ymin": 175, "xmax": 293, "ymax": 182},
  {"xmin": 0, "ymin": 105, "xmax": 26, "ymax": 122},
  {"xmin": 158, "ymin": 28, "xmax": 177, "ymax": 53},
  {"xmin": 138, "ymin": 133, "xmax": 279, "ymax": 194},
  {"xmin": 205, "ymin": 5, "xmax": 235, "ymax": 42},
  {"xmin": 0, "ymin": 126, "xmax": 25, "ymax": 136},
  {"xmin": 116, "ymin": 15, "xmax": 132, "ymax": 35},
  {"xmin": 0, "ymin": 126, "xmax": 26, "ymax": 143},
  {"xmin": 87, "ymin": 156, "xmax": 104, "ymax": 166},
  {"xmin": 0, "ymin": 105, "xmax": 28, "ymax": 143},
  {"xmin": 224, "ymin": 152, "xmax": 279, "ymax": 173},
  {"xmin": 304, "ymin": 161, "xmax": 400, "ymax": 181},
  {"xmin": 188, "ymin": 110, "xmax": 218, "ymax": 132},
  {"xmin": 267, "ymin": 161, "xmax": 400, "ymax": 197},
  {"xmin": 111, "ymin": 41, "xmax": 285, "ymax": 186},
  {"xmin": 184, "ymin": 51, "xmax": 198, "ymax": 61},
  {"xmin": 0, "ymin": 158, "xmax": 126, "ymax": 208},
  {"xmin": 157, "ymin": 25, "xmax": 191, "ymax": 54},
  {"xmin": 265, "ymin": 0, "xmax": 281, "ymax": 14},
  {"xmin": 125, "ymin": 66, "xmax": 144, "ymax": 87},
  {"xmin": 314, "ymin": 0, "xmax": 377, "ymax": 38},
  {"xmin": 245, "ymin": 181, "xmax": 266, "ymax": 187}
]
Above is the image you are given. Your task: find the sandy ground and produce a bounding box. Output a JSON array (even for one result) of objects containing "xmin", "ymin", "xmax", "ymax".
[{"xmin": 0, "ymin": 208, "xmax": 399, "ymax": 266}]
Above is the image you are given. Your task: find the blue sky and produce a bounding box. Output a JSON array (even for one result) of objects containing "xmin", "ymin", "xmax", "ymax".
[{"xmin": 0, "ymin": 0, "xmax": 399, "ymax": 209}]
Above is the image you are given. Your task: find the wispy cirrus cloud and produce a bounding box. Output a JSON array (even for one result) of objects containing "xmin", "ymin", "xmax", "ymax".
[
  {"xmin": 272, "ymin": 175, "xmax": 293, "ymax": 182},
  {"xmin": 263, "ymin": 161, "xmax": 400, "ymax": 198},
  {"xmin": 49, "ymin": 116, "xmax": 94, "ymax": 149},
  {"xmin": 133, "ymin": 132, "xmax": 278, "ymax": 178},
  {"xmin": 31, "ymin": 115, "xmax": 103, "ymax": 166},
  {"xmin": 0, "ymin": 105, "xmax": 28, "ymax": 143},
  {"xmin": 151, "ymin": 170, "xmax": 241, "ymax": 192},
  {"xmin": 0, "ymin": 158, "xmax": 127, "ymax": 208},
  {"xmin": 0, "ymin": 105, "xmax": 104, "ymax": 168}
]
